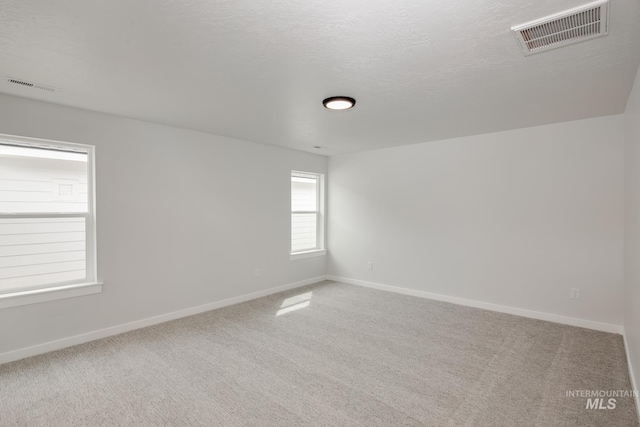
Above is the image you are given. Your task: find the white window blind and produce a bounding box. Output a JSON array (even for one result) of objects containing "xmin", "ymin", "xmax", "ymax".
[
  {"xmin": 0, "ymin": 139, "xmax": 95, "ymax": 295},
  {"xmin": 291, "ymin": 171, "xmax": 322, "ymax": 253}
]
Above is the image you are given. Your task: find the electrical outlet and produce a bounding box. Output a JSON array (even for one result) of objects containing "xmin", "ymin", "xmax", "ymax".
[
  {"xmin": 570, "ymin": 288, "xmax": 580, "ymax": 299},
  {"xmin": 367, "ymin": 261, "xmax": 373, "ymax": 270},
  {"xmin": 254, "ymin": 269, "xmax": 261, "ymax": 277}
]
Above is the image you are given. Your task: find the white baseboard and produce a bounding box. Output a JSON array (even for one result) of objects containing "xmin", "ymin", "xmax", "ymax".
[
  {"xmin": 0, "ymin": 275, "xmax": 327, "ymax": 365},
  {"xmin": 327, "ymin": 275, "xmax": 622, "ymax": 334},
  {"xmin": 622, "ymin": 329, "xmax": 640, "ymax": 419}
]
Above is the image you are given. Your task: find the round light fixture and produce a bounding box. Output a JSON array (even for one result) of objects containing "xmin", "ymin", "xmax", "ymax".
[{"xmin": 323, "ymin": 96, "xmax": 356, "ymax": 110}]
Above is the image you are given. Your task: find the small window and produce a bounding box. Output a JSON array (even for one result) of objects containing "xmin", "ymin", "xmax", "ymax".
[
  {"xmin": 0, "ymin": 135, "xmax": 99, "ymax": 308},
  {"xmin": 291, "ymin": 171, "xmax": 325, "ymax": 259}
]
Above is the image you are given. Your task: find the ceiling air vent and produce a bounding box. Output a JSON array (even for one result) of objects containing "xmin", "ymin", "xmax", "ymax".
[
  {"xmin": 7, "ymin": 77, "xmax": 57, "ymax": 92},
  {"xmin": 511, "ymin": 0, "xmax": 609, "ymax": 56}
]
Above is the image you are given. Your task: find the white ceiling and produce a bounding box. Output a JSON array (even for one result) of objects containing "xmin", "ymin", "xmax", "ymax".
[{"xmin": 0, "ymin": 0, "xmax": 639, "ymax": 156}]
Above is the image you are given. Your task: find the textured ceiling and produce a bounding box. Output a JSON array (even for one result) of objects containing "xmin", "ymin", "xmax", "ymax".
[{"xmin": 0, "ymin": 0, "xmax": 639, "ymax": 155}]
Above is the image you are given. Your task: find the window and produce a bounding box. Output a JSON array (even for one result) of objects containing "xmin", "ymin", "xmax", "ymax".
[
  {"xmin": 0, "ymin": 135, "xmax": 100, "ymax": 308},
  {"xmin": 291, "ymin": 171, "xmax": 325, "ymax": 260}
]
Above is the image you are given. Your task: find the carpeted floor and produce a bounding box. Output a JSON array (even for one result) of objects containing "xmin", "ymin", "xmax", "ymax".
[{"xmin": 1, "ymin": 280, "xmax": 638, "ymax": 426}]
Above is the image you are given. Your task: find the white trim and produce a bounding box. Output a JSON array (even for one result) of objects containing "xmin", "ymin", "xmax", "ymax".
[
  {"xmin": 327, "ymin": 275, "xmax": 622, "ymax": 334},
  {"xmin": 290, "ymin": 249, "xmax": 327, "ymax": 261},
  {"xmin": 0, "ymin": 132, "xmax": 90, "ymax": 152},
  {"xmin": 0, "ymin": 282, "xmax": 102, "ymax": 309},
  {"xmin": 622, "ymin": 329, "xmax": 640, "ymax": 418},
  {"xmin": 0, "ymin": 275, "xmax": 327, "ymax": 365},
  {"xmin": 86, "ymin": 144, "xmax": 97, "ymax": 285}
]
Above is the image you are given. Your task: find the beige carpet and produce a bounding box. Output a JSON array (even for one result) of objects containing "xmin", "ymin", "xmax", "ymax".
[{"xmin": 1, "ymin": 280, "xmax": 638, "ymax": 426}]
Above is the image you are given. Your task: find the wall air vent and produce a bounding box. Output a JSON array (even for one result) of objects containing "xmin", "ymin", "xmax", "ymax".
[
  {"xmin": 7, "ymin": 77, "xmax": 57, "ymax": 92},
  {"xmin": 511, "ymin": 0, "xmax": 609, "ymax": 56}
]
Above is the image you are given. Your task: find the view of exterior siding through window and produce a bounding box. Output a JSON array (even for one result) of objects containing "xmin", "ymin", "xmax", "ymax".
[
  {"xmin": 0, "ymin": 144, "xmax": 88, "ymax": 293},
  {"xmin": 291, "ymin": 172, "xmax": 318, "ymax": 252}
]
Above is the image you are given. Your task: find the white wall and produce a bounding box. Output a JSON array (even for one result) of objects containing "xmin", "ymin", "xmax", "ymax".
[
  {"xmin": 328, "ymin": 115, "xmax": 624, "ymax": 328},
  {"xmin": 0, "ymin": 93, "xmax": 326, "ymax": 356},
  {"xmin": 624, "ymin": 65, "xmax": 640, "ymax": 396}
]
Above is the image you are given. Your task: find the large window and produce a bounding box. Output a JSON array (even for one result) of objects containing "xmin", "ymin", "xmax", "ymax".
[
  {"xmin": 291, "ymin": 171, "xmax": 325, "ymax": 259},
  {"xmin": 0, "ymin": 135, "xmax": 99, "ymax": 308}
]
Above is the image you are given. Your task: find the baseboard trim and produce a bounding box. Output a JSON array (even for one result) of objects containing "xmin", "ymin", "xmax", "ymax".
[
  {"xmin": 327, "ymin": 275, "xmax": 622, "ymax": 334},
  {"xmin": 622, "ymin": 329, "xmax": 640, "ymax": 419},
  {"xmin": 0, "ymin": 275, "xmax": 327, "ymax": 365}
]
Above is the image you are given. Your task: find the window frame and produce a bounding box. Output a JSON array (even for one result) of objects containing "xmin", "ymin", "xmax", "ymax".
[
  {"xmin": 0, "ymin": 134, "xmax": 101, "ymax": 309},
  {"xmin": 290, "ymin": 170, "xmax": 326, "ymax": 260}
]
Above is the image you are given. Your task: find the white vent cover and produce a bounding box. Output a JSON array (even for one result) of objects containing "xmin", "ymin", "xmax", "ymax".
[
  {"xmin": 6, "ymin": 77, "xmax": 57, "ymax": 92},
  {"xmin": 512, "ymin": 0, "xmax": 609, "ymax": 56}
]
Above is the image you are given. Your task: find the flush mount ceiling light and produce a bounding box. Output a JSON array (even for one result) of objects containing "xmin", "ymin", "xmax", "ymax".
[{"xmin": 322, "ymin": 96, "xmax": 356, "ymax": 110}]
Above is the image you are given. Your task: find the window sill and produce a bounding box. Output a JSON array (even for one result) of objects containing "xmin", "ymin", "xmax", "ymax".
[
  {"xmin": 290, "ymin": 249, "xmax": 326, "ymax": 261},
  {"xmin": 0, "ymin": 282, "xmax": 103, "ymax": 309}
]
